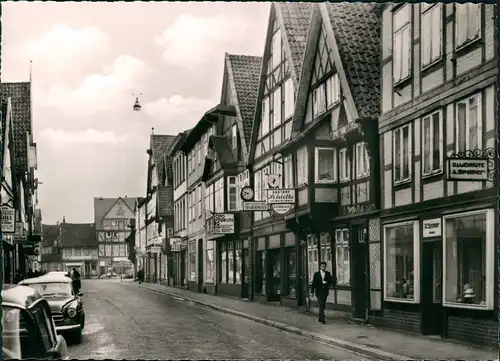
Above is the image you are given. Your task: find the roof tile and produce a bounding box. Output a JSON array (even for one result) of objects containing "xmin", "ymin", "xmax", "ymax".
[
  {"xmin": 210, "ymin": 135, "xmax": 236, "ymax": 167},
  {"xmin": 150, "ymin": 134, "xmax": 176, "ymax": 181},
  {"xmin": 226, "ymin": 54, "xmax": 262, "ymax": 152},
  {"xmin": 93, "ymin": 197, "xmax": 136, "ymax": 230},
  {"xmin": 325, "ymin": 3, "xmax": 381, "ymax": 120},
  {"xmin": 42, "ymin": 224, "xmax": 59, "ymax": 247},
  {"xmin": 0, "ymin": 82, "xmax": 32, "ymax": 173},
  {"xmin": 60, "ymin": 223, "xmax": 97, "ymax": 248}
]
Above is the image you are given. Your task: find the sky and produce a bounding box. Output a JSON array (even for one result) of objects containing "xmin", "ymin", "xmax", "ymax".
[{"xmin": 1, "ymin": 1, "xmax": 269, "ymax": 224}]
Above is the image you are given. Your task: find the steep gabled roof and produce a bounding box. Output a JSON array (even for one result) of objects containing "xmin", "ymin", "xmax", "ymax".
[
  {"xmin": 60, "ymin": 222, "xmax": 97, "ymax": 248},
  {"xmin": 42, "ymin": 224, "xmax": 59, "ymax": 247},
  {"xmin": 248, "ymin": 2, "xmax": 315, "ymax": 164},
  {"xmin": 150, "ymin": 134, "xmax": 176, "ymax": 183},
  {"xmin": 322, "ymin": 2, "xmax": 381, "ymax": 121},
  {"xmin": 225, "ymin": 53, "xmax": 262, "ymax": 163},
  {"xmin": 0, "ymin": 82, "xmax": 32, "ymax": 174},
  {"xmin": 93, "ymin": 197, "xmax": 136, "ymax": 230}
]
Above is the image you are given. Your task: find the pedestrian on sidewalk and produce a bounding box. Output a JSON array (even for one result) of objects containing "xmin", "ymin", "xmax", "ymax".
[
  {"xmin": 311, "ymin": 261, "xmax": 334, "ymax": 324},
  {"xmin": 137, "ymin": 269, "xmax": 144, "ymax": 284}
]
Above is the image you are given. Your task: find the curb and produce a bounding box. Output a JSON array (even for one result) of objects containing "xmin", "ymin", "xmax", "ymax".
[{"xmin": 138, "ymin": 284, "xmax": 409, "ymax": 360}]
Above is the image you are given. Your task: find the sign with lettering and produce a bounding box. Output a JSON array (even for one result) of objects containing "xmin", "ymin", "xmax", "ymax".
[
  {"xmin": 1, "ymin": 205, "xmax": 15, "ymax": 233},
  {"xmin": 267, "ymin": 189, "xmax": 295, "ymax": 204},
  {"xmin": 13, "ymin": 223, "xmax": 27, "ymax": 243},
  {"xmin": 270, "ymin": 204, "xmax": 293, "ymax": 215},
  {"xmin": 422, "ymin": 218, "xmax": 442, "ymax": 238},
  {"xmin": 447, "ymin": 159, "xmax": 489, "ymax": 181},
  {"xmin": 169, "ymin": 237, "xmax": 183, "ymax": 252},
  {"xmin": 243, "ymin": 201, "xmax": 269, "ymax": 211},
  {"xmin": 213, "ymin": 213, "xmax": 235, "ymax": 234}
]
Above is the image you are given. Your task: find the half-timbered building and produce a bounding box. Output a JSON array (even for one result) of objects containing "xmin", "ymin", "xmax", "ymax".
[
  {"xmin": 202, "ymin": 53, "xmax": 261, "ymax": 299},
  {"xmin": 376, "ymin": 3, "xmax": 497, "ymax": 346},
  {"xmin": 279, "ymin": 3, "xmax": 382, "ymax": 318},
  {"xmin": 246, "ymin": 2, "xmax": 314, "ymax": 306}
]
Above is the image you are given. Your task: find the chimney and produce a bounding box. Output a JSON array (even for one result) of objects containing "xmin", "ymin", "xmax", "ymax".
[{"xmin": 62, "ymin": 216, "xmax": 66, "ymax": 223}]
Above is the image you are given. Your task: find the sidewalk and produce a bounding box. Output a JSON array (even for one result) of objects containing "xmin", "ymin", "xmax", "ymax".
[{"xmin": 136, "ymin": 282, "xmax": 497, "ymax": 360}]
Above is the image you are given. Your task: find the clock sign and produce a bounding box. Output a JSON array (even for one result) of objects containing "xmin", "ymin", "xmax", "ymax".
[
  {"xmin": 267, "ymin": 174, "xmax": 281, "ymax": 189},
  {"xmin": 240, "ymin": 186, "xmax": 254, "ymax": 201}
]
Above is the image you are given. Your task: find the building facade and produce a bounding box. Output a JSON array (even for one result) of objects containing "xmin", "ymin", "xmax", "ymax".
[
  {"xmin": 134, "ymin": 197, "xmax": 147, "ymax": 273},
  {"xmin": 170, "ymin": 132, "xmax": 189, "ymax": 287},
  {"xmin": 93, "ymin": 197, "xmax": 135, "ymax": 277},
  {"xmin": 144, "ymin": 134, "xmax": 175, "ymax": 282},
  {"xmin": 374, "ymin": 3, "xmax": 497, "ymax": 346},
  {"xmin": 1, "ymin": 81, "xmax": 40, "ymax": 280},
  {"xmin": 60, "ymin": 219, "xmax": 98, "ymax": 277},
  {"xmin": 40, "ymin": 223, "xmax": 63, "ymax": 272}
]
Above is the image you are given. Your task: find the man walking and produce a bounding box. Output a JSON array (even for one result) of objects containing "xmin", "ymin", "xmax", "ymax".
[{"xmin": 311, "ymin": 261, "xmax": 334, "ymax": 324}]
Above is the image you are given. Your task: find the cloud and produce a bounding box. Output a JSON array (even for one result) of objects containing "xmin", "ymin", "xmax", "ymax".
[
  {"xmin": 143, "ymin": 95, "xmax": 215, "ymax": 133},
  {"xmin": 155, "ymin": 14, "xmax": 250, "ymax": 68},
  {"xmin": 43, "ymin": 55, "xmax": 148, "ymax": 115},
  {"xmin": 22, "ymin": 24, "xmax": 109, "ymax": 72},
  {"xmin": 39, "ymin": 128, "xmax": 129, "ymax": 146}
]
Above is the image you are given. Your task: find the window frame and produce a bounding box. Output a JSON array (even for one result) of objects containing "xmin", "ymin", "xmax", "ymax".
[
  {"xmin": 338, "ymin": 148, "xmax": 350, "ymax": 182},
  {"xmin": 421, "ymin": 109, "xmax": 444, "ymax": 177},
  {"xmin": 442, "ymin": 208, "xmax": 494, "ymax": 310},
  {"xmin": 355, "ymin": 142, "xmax": 370, "ymax": 179},
  {"xmin": 392, "ymin": 4, "xmax": 412, "ymax": 84},
  {"xmin": 325, "ymin": 73, "xmax": 341, "ymax": 108},
  {"xmin": 284, "ymin": 78, "xmax": 295, "ymax": 120},
  {"xmin": 231, "ymin": 124, "xmax": 238, "ymax": 149},
  {"xmin": 455, "ymin": 3, "xmax": 482, "ymax": 49},
  {"xmin": 393, "ymin": 123, "xmax": 412, "ymax": 184},
  {"xmin": 312, "ymin": 82, "xmax": 327, "ymax": 118},
  {"xmin": 421, "ymin": 4, "xmax": 443, "ymax": 69},
  {"xmin": 335, "ymin": 228, "xmax": 350, "ymax": 286},
  {"xmin": 261, "ymin": 97, "xmax": 270, "ymax": 136},
  {"xmin": 383, "ymin": 220, "xmax": 420, "ymax": 303},
  {"xmin": 455, "ymin": 92, "xmax": 483, "ymax": 153},
  {"xmin": 314, "ymin": 147, "xmax": 337, "ymax": 184},
  {"xmin": 227, "ymin": 176, "xmax": 238, "ymax": 211},
  {"xmin": 295, "ymin": 146, "xmax": 308, "ymax": 186},
  {"xmin": 197, "ymin": 185, "xmax": 202, "ymax": 218}
]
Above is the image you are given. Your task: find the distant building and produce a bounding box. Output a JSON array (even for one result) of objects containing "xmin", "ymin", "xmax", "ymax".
[
  {"xmin": 40, "ymin": 223, "xmax": 63, "ymax": 272},
  {"xmin": 93, "ymin": 196, "xmax": 136, "ymax": 277},
  {"xmin": 59, "ymin": 218, "xmax": 98, "ymax": 278}
]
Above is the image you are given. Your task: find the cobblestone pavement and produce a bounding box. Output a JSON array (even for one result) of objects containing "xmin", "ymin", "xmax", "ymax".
[
  {"xmin": 132, "ymin": 282, "xmax": 498, "ymax": 360},
  {"xmin": 68, "ymin": 279, "xmax": 372, "ymax": 359}
]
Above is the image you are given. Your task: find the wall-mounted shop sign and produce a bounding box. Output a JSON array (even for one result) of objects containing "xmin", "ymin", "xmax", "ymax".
[
  {"xmin": 1, "ymin": 205, "xmax": 16, "ymax": 233},
  {"xmin": 267, "ymin": 189, "xmax": 295, "ymax": 204},
  {"xmin": 169, "ymin": 237, "xmax": 184, "ymax": 252},
  {"xmin": 422, "ymin": 218, "xmax": 442, "ymax": 238},
  {"xmin": 446, "ymin": 148, "xmax": 495, "ymax": 182},
  {"xmin": 13, "ymin": 223, "xmax": 27, "ymax": 243},
  {"xmin": 243, "ymin": 201, "xmax": 269, "ymax": 211},
  {"xmin": 213, "ymin": 213, "xmax": 234, "ymax": 234}
]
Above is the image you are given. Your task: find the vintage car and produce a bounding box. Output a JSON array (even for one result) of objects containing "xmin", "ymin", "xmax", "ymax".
[
  {"xmin": 2, "ymin": 284, "xmax": 69, "ymax": 359},
  {"xmin": 19, "ymin": 274, "xmax": 85, "ymax": 343}
]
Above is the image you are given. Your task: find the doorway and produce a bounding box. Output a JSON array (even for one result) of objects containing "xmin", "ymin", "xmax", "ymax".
[
  {"xmin": 180, "ymin": 250, "xmax": 186, "ymax": 286},
  {"xmin": 267, "ymin": 249, "xmax": 281, "ymax": 301},
  {"xmin": 351, "ymin": 223, "xmax": 368, "ymax": 320},
  {"xmin": 197, "ymin": 239, "xmax": 204, "ymax": 292},
  {"xmin": 421, "ymin": 240, "xmax": 443, "ymax": 335},
  {"xmin": 241, "ymin": 248, "xmax": 249, "ymax": 298}
]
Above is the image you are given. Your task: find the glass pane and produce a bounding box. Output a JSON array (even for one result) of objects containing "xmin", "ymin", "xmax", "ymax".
[
  {"xmin": 394, "ymin": 129, "xmax": 401, "ymax": 180},
  {"xmin": 317, "ymin": 149, "xmax": 335, "ymax": 182},
  {"xmin": 385, "ymin": 223, "xmax": 415, "ymax": 300},
  {"xmin": 423, "ymin": 117, "xmax": 431, "ymax": 173},
  {"xmin": 402, "ymin": 126, "xmax": 409, "ymax": 179},
  {"xmin": 444, "ymin": 213, "xmax": 486, "ymax": 305},
  {"xmin": 431, "ymin": 6, "xmax": 442, "ymax": 60},
  {"xmin": 468, "ymin": 96, "xmax": 479, "ymax": 149},
  {"xmin": 457, "ymin": 103, "xmax": 467, "ymax": 152},
  {"xmin": 432, "ymin": 112, "xmax": 441, "ymax": 170}
]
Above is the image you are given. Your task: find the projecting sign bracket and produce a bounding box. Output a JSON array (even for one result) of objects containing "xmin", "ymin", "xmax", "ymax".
[{"xmin": 446, "ymin": 148, "xmax": 496, "ymax": 182}]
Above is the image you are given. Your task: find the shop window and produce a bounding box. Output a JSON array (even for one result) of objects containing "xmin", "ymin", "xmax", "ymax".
[
  {"xmin": 422, "ymin": 109, "xmax": 443, "ymax": 176},
  {"xmin": 235, "ymin": 244, "xmax": 242, "ymax": 284},
  {"xmin": 335, "ymin": 229, "xmax": 350, "ymax": 285},
  {"xmin": 205, "ymin": 241, "xmax": 214, "ymax": 283},
  {"xmin": 393, "ymin": 123, "xmax": 412, "ymax": 184},
  {"xmin": 455, "ymin": 3, "xmax": 481, "ymax": 49},
  {"xmin": 256, "ymin": 250, "xmax": 266, "ymax": 294},
  {"xmin": 220, "ymin": 243, "xmax": 227, "ymax": 283},
  {"xmin": 188, "ymin": 241, "xmax": 196, "ymax": 281},
  {"xmin": 286, "ymin": 247, "xmax": 297, "ymax": 296},
  {"xmin": 393, "ymin": 4, "xmax": 411, "ymax": 84},
  {"xmin": 456, "ymin": 93, "xmax": 482, "ymax": 153},
  {"xmin": 228, "ymin": 247, "xmax": 234, "ymax": 283},
  {"xmin": 421, "ymin": 4, "xmax": 442, "ymax": 68},
  {"xmin": 433, "ymin": 245, "xmax": 442, "ymax": 303},
  {"xmin": 443, "ymin": 209, "xmax": 494, "ymax": 309},
  {"xmin": 315, "ymin": 147, "xmax": 337, "ymax": 183},
  {"xmin": 319, "ymin": 232, "xmax": 333, "ymax": 274},
  {"xmin": 307, "ymin": 235, "xmax": 318, "ymax": 284},
  {"xmin": 383, "ymin": 221, "xmax": 420, "ymax": 302}
]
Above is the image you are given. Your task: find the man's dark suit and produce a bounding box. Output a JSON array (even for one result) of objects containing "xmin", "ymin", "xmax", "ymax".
[{"xmin": 311, "ymin": 270, "xmax": 334, "ymax": 322}]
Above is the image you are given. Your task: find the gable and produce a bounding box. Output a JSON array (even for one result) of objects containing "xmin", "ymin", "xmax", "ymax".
[{"xmin": 103, "ymin": 198, "xmax": 134, "ymax": 220}]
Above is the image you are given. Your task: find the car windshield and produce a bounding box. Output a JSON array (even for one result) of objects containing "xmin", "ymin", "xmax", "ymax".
[
  {"xmin": 2, "ymin": 306, "xmax": 24, "ymax": 360},
  {"xmin": 28, "ymin": 283, "xmax": 73, "ymax": 297}
]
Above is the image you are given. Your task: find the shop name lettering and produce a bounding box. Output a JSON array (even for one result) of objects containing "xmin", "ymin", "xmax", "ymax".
[
  {"xmin": 424, "ymin": 222, "xmax": 439, "ymax": 229},
  {"xmin": 450, "ymin": 161, "xmax": 486, "ymax": 175},
  {"xmin": 268, "ymin": 191, "xmax": 294, "ymax": 202}
]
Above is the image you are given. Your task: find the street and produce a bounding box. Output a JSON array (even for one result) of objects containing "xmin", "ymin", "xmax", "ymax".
[{"xmin": 69, "ymin": 280, "xmax": 369, "ymax": 359}]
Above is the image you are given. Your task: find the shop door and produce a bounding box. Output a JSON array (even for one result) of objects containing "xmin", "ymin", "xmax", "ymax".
[
  {"xmin": 241, "ymin": 249, "xmax": 249, "ymax": 298},
  {"xmin": 197, "ymin": 239, "xmax": 204, "ymax": 292},
  {"xmin": 180, "ymin": 251, "xmax": 186, "ymax": 286},
  {"xmin": 351, "ymin": 224, "xmax": 368, "ymax": 320},
  {"xmin": 421, "ymin": 241, "xmax": 443, "ymax": 335},
  {"xmin": 267, "ymin": 249, "xmax": 281, "ymax": 301}
]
